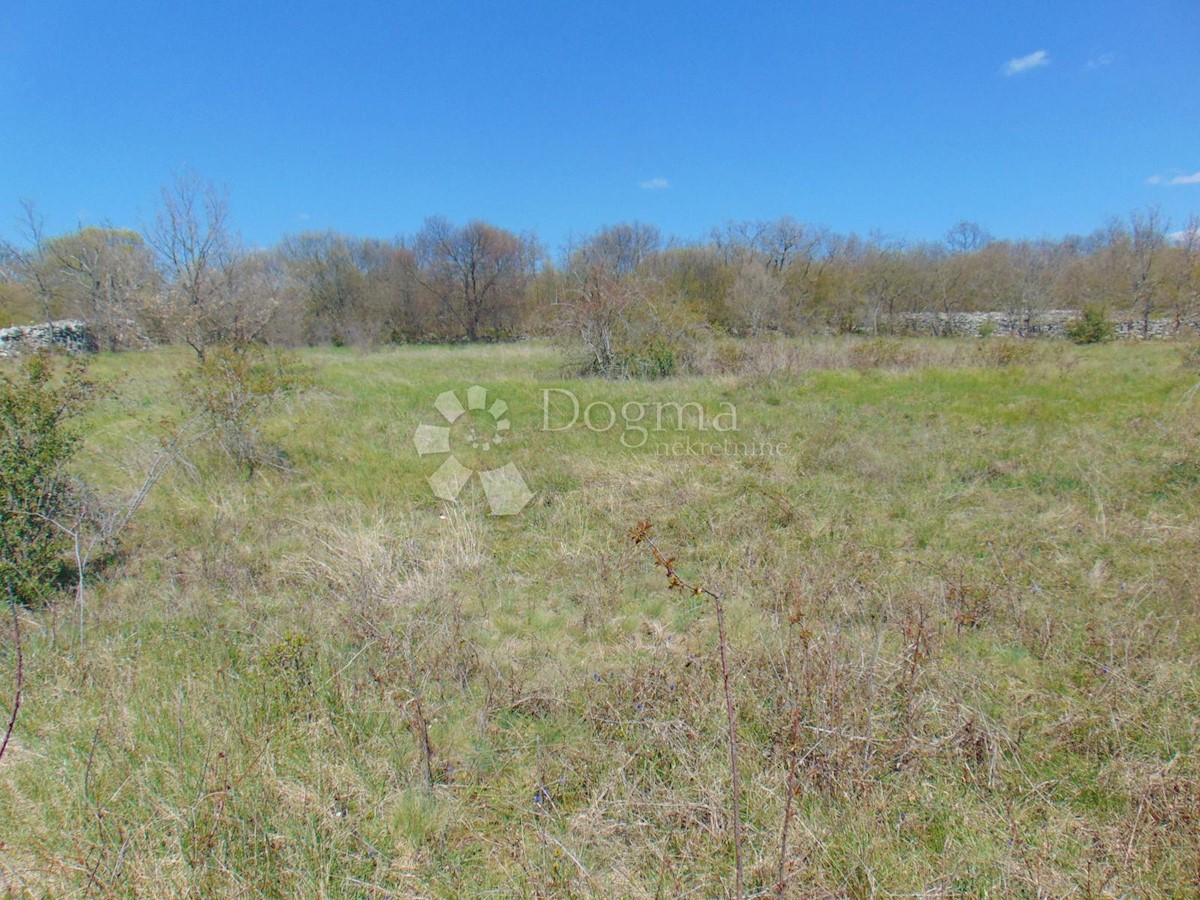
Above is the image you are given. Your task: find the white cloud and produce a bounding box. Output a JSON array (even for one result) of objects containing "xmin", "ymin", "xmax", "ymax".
[
  {"xmin": 639, "ymin": 177, "xmax": 669, "ymax": 191},
  {"xmin": 1147, "ymin": 171, "xmax": 1200, "ymax": 187},
  {"xmin": 1003, "ymin": 50, "xmax": 1050, "ymax": 76},
  {"xmin": 1085, "ymin": 53, "xmax": 1115, "ymax": 70}
]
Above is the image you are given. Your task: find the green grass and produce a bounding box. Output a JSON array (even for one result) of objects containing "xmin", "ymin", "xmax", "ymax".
[{"xmin": 2, "ymin": 338, "xmax": 1199, "ymax": 897}]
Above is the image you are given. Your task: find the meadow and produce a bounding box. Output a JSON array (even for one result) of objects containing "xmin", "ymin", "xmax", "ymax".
[{"xmin": 2, "ymin": 337, "xmax": 1199, "ymax": 897}]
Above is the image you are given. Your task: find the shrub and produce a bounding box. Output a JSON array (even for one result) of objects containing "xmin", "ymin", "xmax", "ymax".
[
  {"xmin": 1180, "ymin": 342, "xmax": 1200, "ymax": 370},
  {"xmin": 613, "ymin": 335, "xmax": 682, "ymax": 379},
  {"xmin": 563, "ymin": 297, "xmax": 699, "ymax": 380},
  {"xmin": 974, "ymin": 337, "xmax": 1036, "ymax": 368},
  {"xmin": 849, "ymin": 338, "xmax": 912, "ymax": 370},
  {"xmin": 704, "ymin": 338, "xmax": 750, "ymax": 374},
  {"xmin": 178, "ymin": 343, "xmax": 311, "ymax": 476},
  {"xmin": 836, "ymin": 314, "xmax": 862, "ymax": 335},
  {"xmin": 0, "ymin": 351, "xmax": 96, "ymax": 606},
  {"xmin": 1066, "ymin": 306, "xmax": 1116, "ymax": 345}
]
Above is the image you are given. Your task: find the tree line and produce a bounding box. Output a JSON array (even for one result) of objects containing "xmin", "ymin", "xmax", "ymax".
[{"xmin": 2, "ymin": 174, "xmax": 1197, "ymax": 359}]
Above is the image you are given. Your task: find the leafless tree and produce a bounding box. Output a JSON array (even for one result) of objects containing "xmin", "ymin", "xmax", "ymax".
[
  {"xmin": 711, "ymin": 217, "xmax": 822, "ymax": 273},
  {"xmin": 1176, "ymin": 215, "xmax": 1200, "ymax": 326},
  {"xmin": 144, "ymin": 173, "xmax": 264, "ymax": 358},
  {"xmin": 855, "ymin": 238, "xmax": 920, "ymax": 332},
  {"xmin": 414, "ymin": 217, "xmax": 538, "ymax": 341},
  {"xmin": 556, "ymin": 231, "xmax": 648, "ymax": 373},
  {"xmin": 575, "ymin": 222, "xmax": 662, "ymax": 276},
  {"xmin": 944, "ymin": 220, "xmax": 993, "ymax": 255},
  {"xmin": 1120, "ymin": 208, "xmax": 1169, "ymax": 336},
  {"xmin": 0, "ymin": 200, "xmax": 58, "ymax": 324},
  {"xmin": 45, "ymin": 419, "xmax": 205, "ymax": 648},
  {"xmin": 726, "ymin": 262, "xmax": 787, "ymax": 335},
  {"xmin": 279, "ymin": 232, "xmax": 422, "ymax": 346},
  {"xmin": 280, "ymin": 231, "xmax": 368, "ymax": 344}
]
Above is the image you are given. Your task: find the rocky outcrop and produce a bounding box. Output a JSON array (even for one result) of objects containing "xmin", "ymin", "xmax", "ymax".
[{"xmin": 0, "ymin": 320, "xmax": 99, "ymax": 357}]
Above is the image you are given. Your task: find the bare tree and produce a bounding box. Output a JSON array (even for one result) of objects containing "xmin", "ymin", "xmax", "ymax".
[
  {"xmin": 576, "ymin": 222, "xmax": 661, "ymax": 276},
  {"xmin": 1176, "ymin": 215, "xmax": 1200, "ymax": 327},
  {"xmin": 46, "ymin": 419, "xmax": 205, "ymax": 647},
  {"xmin": 944, "ymin": 220, "xmax": 993, "ymax": 255},
  {"xmin": 1010, "ymin": 239, "xmax": 1061, "ymax": 328},
  {"xmin": 856, "ymin": 239, "xmax": 920, "ymax": 332},
  {"xmin": 758, "ymin": 216, "xmax": 809, "ymax": 273},
  {"xmin": 1126, "ymin": 208, "xmax": 1169, "ymax": 336},
  {"xmin": 353, "ymin": 238, "xmax": 423, "ymax": 344},
  {"xmin": 414, "ymin": 217, "xmax": 538, "ymax": 341},
  {"xmin": 279, "ymin": 231, "xmax": 368, "ymax": 344},
  {"xmin": 278, "ymin": 232, "xmax": 421, "ymax": 346},
  {"xmin": 0, "ymin": 200, "xmax": 59, "ymax": 325},
  {"xmin": 711, "ymin": 219, "xmax": 766, "ymax": 266},
  {"xmin": 726, "ymin": 262, "xmax": 787, "ymax": 335},
  {"xmin": 711, "ymin": 217, "xmax": 820, "ymax": 273},
  {"xmin": 556, "ymin": 230, "xmax": 648, "ymax": 373},
  {"xmin": 144, "ymin": 173, "xmax": 261, "ymax": 358}
]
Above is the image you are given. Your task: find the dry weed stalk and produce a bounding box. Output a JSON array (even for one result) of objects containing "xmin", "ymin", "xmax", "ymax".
[
  {"xmin": 776, "ymin": 586, "xmax": 814, "ymax": 895},
  {"xmin": 629, "ymin": 520, "xmax": 744, "ymax": 900},
  {"xmin": 0, "ymin": 599, "xmax": 21, "ymax": 764}
]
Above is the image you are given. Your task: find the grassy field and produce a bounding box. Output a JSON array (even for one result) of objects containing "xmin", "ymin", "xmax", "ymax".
[{"xmin": 2, "ymin": 338, "xmax": 1199, "ymax": 897}]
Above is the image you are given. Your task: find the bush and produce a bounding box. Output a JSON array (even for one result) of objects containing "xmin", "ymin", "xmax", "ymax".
[
  {"xmin": 1180, "ymin": 342, "xmax": 1200, "ymax": 370},
  {"xmin": 563, "ymin": 297, "xmax": 698, "ymax": 380},
  {"xmin": 849, "ymin": 338, "xmax": 913, "ymax": 370},
  {"xmin": 1066, "ymin": 306, "xmax": 1116, "ymax": 345},
  {"xmin": 613, "ymin": 335, "xmax": 682, "ymax": 379},
  {"xmin": 705, "ymin": 338, "xmax": 751, "ymax": 374},
  {"xmin": 0, "ymin": 352, "xmax": 96, "ymax": 605},
  {"xmin": 974, "ymin": 338, "xmax": 1036, "ymax": 368},
  {"xmin": 178, "ymin": 343, "xmax": 311, "ymax": 476}
]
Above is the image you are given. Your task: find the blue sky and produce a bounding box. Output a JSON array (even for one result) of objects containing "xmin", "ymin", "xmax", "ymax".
[{"xmin": 1, "ymin": 0, "xmax": 1197, "ymax": 251}]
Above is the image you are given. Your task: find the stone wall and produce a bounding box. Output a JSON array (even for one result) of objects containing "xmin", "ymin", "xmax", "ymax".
[
  {"xmin": 1112, "ymin": 318, "xmax": 1200, "ymax": 339},
  {"xmin": 0, "ymin": 320, "xmax": 99, "ymax": 358},
  {"xmin": 894, "ymin": 310, "xmax": 1200, "ymax": 340}
]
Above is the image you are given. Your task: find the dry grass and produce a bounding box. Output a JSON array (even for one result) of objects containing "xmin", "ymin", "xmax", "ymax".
[{"xmin": 688, "ymin": 333, "xmax": 1062, "ymax": 377}]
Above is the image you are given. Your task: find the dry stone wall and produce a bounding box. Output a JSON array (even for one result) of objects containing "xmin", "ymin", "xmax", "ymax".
[
  {"xmin": 894, "ymin": 310, "xmax": 1200, "ymax": 339},
  {"xmin": 0, "ymin": 320, "xmax": 99, "ymax": 357}
]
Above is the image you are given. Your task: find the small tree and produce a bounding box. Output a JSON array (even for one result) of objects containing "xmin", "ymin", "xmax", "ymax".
[
  {"xmin": 553, "ymin": 224, "xmax": 699, "ymax": 378},
  {"xmin": 0, "ymin": 351, "xmax": 96, "ymax": 606},
  {"xmin": 177, "ymin": 343, "xmax": 311, "ymax": 477},
  {"xmin": 414, "ymin": 217, "xmax": 539, "ymax": 341},
  {"xmin": 726, "ymin": 262, "xmax": 787, "ymax": 335},
  {"xmin": 1066, "ymin": 305, "xmax": 1116, "ymax": 344},
  {"xmin": 1127, "ymin": 208, "xmax": 1168, "ymax": 337}
]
